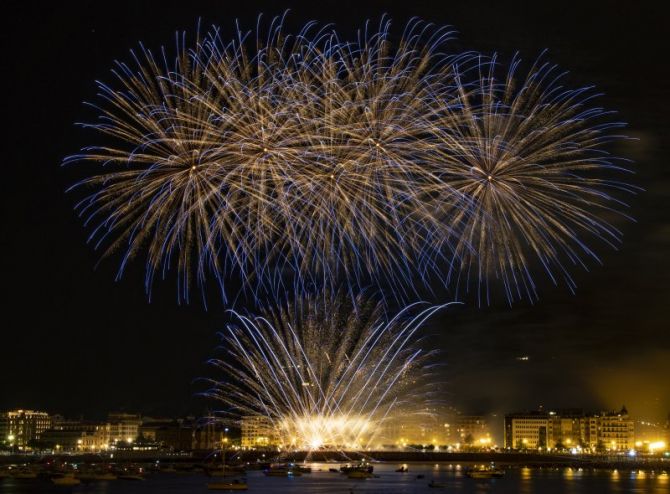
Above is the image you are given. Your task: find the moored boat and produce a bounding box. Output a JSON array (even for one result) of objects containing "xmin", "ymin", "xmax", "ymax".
[
  {"xmin": 465, "ymin": 464, "xmax": 505, "ymax": 479},
  {"xmin": 263, "ymin": 467, "xmax": 302, "ymax": 477},
  {"xmin": 347, "ymin": 470, "xmax": 374, "ymax": 479},
  {"xmin": 340, "ymin": 463, "xmax": 373, "ymax": 474}
]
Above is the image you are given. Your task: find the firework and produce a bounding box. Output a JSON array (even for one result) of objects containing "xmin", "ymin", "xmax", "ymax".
[
  {"xmin": 435, "ymin": 54, "xmax": 636, "ymax": 304},
  {"xmin": 67, "ymin": 16, "xmax": 634, "ymax": 304},
  {"xmin": 66, "ymin": 17, "xmax": 469, "ymax": 303},
  {"xmin": 204, "ymin": 292, "xmax": 449, "ymax": 450}
]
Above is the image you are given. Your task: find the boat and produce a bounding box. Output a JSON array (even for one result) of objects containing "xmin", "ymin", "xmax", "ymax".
[
  {"xmin": 347, "ymin": 470, "xmax": 375, "ymax": 479},
  {"xmin": 294, "ymin": 465, "xmax": 312, "ymax": 473},
  {"xmin": 428, "ymin": 480, "xmax": 448, "ymax": 488},
  {"xmin": 264, "ymin": 467, "xmax": 302, "ymax": 477},
  {"xmin": 328, "ymin": 468, "xmax": 339, "ymax": 473},
  {"xmin": 395, "ymin": 465, "xmax": 409, "ymax": 473},
  {"xmin": 340, "ymin": 463, "xmax": 373, "ymax": 474},
  {"xmin": 52, "ymin": 474, "xmax": 81, "ymax": 486},
  {"xmin": 207, "ymin": 479, "xmax": 248, "ymax": 490},
  {"xmin": 465, "ymin": 464, "xmax": 505, "ymax": 479}
]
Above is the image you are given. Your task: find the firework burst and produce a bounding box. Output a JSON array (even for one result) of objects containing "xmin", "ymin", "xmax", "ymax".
[
  {"xmin": 204, "ymin": 292, "xmax": 449, "ymax": 450},
  {"xmin": 436, "ymin": 54, "xmax": 636, "ymax": 304},
  {"xmin": 67, "ymin": 16, "xmax": 634, "ymax": 304},
  {"xmin": 66, "ymin": 17, "xmax": 469, "ymax": 303}
]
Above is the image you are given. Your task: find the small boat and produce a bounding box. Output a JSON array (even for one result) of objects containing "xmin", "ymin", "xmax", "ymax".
[
  {"xmin": 52, "ymin": 474, "xmax": 81, "ymax": 486},
  {"xmin": 294, "ymin": 465, "xmax": 312, "ymax": 473},
  {"xmin": 340, "ymin": 463, "xmax": 373, "ymax": 474},
  {"xmin": 207, "ymin": 479, "xmax": 248, "ymax": 490},
  {"xmin": 328, "ymin": 468, "xmax": 339, "ymax": 473},
  {"xmin": 416, "ymin": 474, "xmax": 425, "ymax": 479},
  {"xmin": 347, "ymin": 470, "xmax": 374, "ymax": 479},
  {"xmin": 264, "ymin": 468, "xmax": 302, "ymax": 477},
  {"xmin": 465, "ymin": 464, "xmax": 504, "ymax": 479},
  {"xmin": 395, "ymin": 466, "xmax": 409, "ymax": 473},
  {"xmin": 428, "ymin": 480, "xmax": 448, "ymax": 488}
]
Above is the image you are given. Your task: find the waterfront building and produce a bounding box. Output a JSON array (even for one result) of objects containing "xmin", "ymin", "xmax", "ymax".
[
  {"xmin": 40, "ymin": 417, "xmax": 110, "ymax": 451},
  {"xmin": 193, "ymin": 420, "xmax": 230, "ymax": 450},
  {"xmin": 505, "ymin": 407, "xmax": 635, "ymax": 452},
  {"xmin": 376, "ymin": 408, "xmax": 454, "ymax": 448},
  {"xmin": 504, "ymin": 411, "xmax": 551, "ymax": 449},
  {"xmin": 548, "ymin": 409, "xmax": 590, "ymax": 449},
  {"xmin": 455, "ymin": 415, "xmax": 491, "ymax": 446},
  {"xmin": 0, "ymin": 409, "xmax": 51, "ymax": 451},
  {"xmin": 598, "ymin": 406, "xmax": 634, "ymax": 451},
  {"xmin": 149, "ymin": 420, "xmax": 195, "ymax": 451},
  {"xmin": 138, "ymin": 417, "xmax": 175, "ymax": 441},
  {"xmin": 108, "ymin": 412, "xmax": 141, "ymax": 443},
  {"xmin": 240, "ymin": 415, "xmax": 278, "ymax": 448}
]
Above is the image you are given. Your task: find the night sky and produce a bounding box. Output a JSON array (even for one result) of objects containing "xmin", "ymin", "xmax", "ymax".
[{"xmin": 2, "ymin": 0, "xmax": 669, "ymax": 431}]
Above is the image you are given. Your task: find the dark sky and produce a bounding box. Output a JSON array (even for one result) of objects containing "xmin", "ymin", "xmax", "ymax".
[{"xmin": 2, "ymin": 0, "xmax": 669, "ymax": 430}]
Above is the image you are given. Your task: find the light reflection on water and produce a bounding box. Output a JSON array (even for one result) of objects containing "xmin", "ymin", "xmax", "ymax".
[{"xmin": 0, "ymin": 463, "xmax": 668, "ymax": 494}]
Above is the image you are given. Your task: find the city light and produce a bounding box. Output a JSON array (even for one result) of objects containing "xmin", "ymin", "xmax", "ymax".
[{"xmin": 648, "ymin": 441, "xmax": 666, "ymax": 453}]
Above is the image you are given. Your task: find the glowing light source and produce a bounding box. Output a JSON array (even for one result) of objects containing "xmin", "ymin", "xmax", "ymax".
[{"xmin": 206, "ymin": 292, "xmax": 449, "ymax": 450}]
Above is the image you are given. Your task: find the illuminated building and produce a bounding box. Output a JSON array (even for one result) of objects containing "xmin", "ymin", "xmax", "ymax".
[
  {"xmin": 138, "ymin": 417, "xmax": 175, "ymax": 441},
  {"xmin": 549, "ymin": 409, "xmax": 591, "ymax": 449},
  {"xmin": 1, "ymin": 410, "xmax": 51, "ymax": 450},
  {"xmin": 108, "ymin": 412, "xmax": 141, "ymax": 443},
  {"xmin": 505, "ymin": 407, "xmax": 635, "ymax": 452},
  {"xmin": 139, "ymin": 418, "xmax": 195, "ymax": 451},
  {"xmin": 504, "ymin": 411, "xmax": 550, "ymax": 449},
  {"xmin": 241, "ymin": 415, "xmax": 278, "ymax": 448},
  {"xmin": 598, "ymin": 406, "xmax": 634, "ymax": 451},
  {"xmin": 40, "ymin": 417, "xmax": 110, "ymax": 451},
  {"xmin": 377, "ymin": 407, "xmax": 453, "ymax": 448},
  {"xmin": 455, "ymin": 415, "xmax": 491, "ymax": 446}
]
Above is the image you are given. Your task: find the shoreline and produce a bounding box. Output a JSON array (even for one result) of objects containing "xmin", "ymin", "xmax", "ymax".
[{"xmin": 1, "ymin": 451, "xmax": 668, "ymax": 472}]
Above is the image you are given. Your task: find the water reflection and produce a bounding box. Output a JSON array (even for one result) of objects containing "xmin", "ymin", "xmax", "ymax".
[{"xmin": 0, "ymin": 463, "xmax": 669, "ymax": 493}]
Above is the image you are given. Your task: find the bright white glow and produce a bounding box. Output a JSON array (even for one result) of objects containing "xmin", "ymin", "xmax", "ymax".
[
  {"xmin": 279, "ymin": 414, "xmax": 371, "ymax": 450},
  {"xmin": 649, "ymin": 441, "xmax": 666, "ymax": 452}
]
